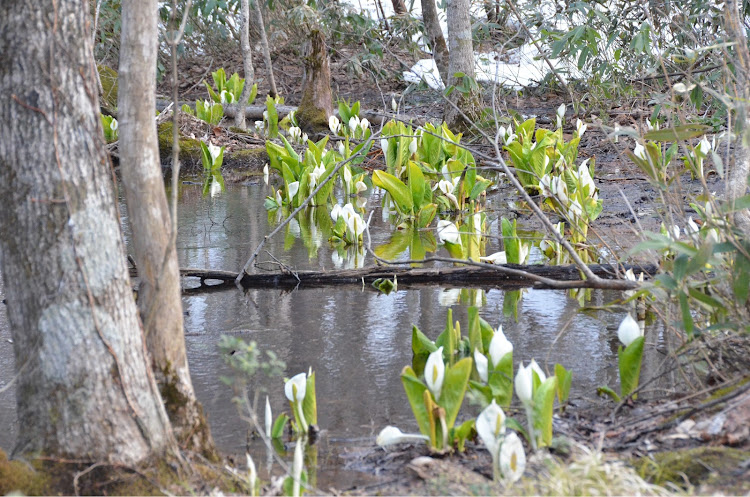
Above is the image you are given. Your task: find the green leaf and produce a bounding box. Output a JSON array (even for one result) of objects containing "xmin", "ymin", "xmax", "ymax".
[
  {"xmin": 488, "ymin": 352, "xmax": 513, "ymax": 408},
  {"xmin": 271, "ymin": 413, "xmax": 289, "ymax": 438},
  {"xmin": 417, "ymin": 204, "xmax": 437, "ymax": 229},
  {"xmin": 408, "ymin": 161, "xmax": 427, "ymax": 210},
  {"xmin": 618, "ymin": 336, "xmax": 644, "ymax": 398},
  {"xmin": 467, "ymin": 307, "xmax": 482, "ymax": 356},
  {"xmin": 554, "ymin": 364, "xmax": 572, "ymax": 407},
  {"xmin": 439, "ymin": 357, "xmax": 473, "ymax": 430},
  {"xmin": 372, "ymin": 170, "xmax": 414, "ymax": 215},
  {"xmin": 302, "ymin": 372, "xmax": 317, "ymax": 426},
  {"xmin": 679, "ymin": 291, "xmax": 694, "ymax": 338},
  {"xmin": 452, "ymin": 419, "xmax": 475, "ymax": 452},
  {"xmin": 401, "ymin": 366, "xmax": 432, "ymax": 438},
  {"xmin": 643, "ymin": 124, "xmax": 712, "ymax": 142},
  {"xmin": 532, "ymin": 376, "xmax": 557, "ymax": 447},
  {"xmin": 596, "ymin": 385, "xmax": 621, "ymax": 403}
]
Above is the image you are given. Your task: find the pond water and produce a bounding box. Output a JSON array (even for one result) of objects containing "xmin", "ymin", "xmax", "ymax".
[{"xmin": 0, "ymin": 181, "xmax": 666, "ymax": 489}]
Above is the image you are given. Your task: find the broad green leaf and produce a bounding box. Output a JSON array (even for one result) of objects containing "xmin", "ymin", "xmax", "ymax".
[
  {"xmin": 271, "ymin": 413, "xmax": 289, "ymax": 438},
  {"xmin": 452, "ymin": 418, "xmax": 475, "ymax": 452},
  {"xmin": 532, "ymin": 376, "xmax": 557, "ymax": 447},
  {"xmin": 372, "ymin": 170, "xmax": 414, "ymax": 215},
  {"xmin": 439, "ymin": 357, "xmax": 472, "ymax": 430},
  {"xmin": 408, "ymin": 161, "xmax": 427, "ymax": 210},
  {"xmin": 488, "ymin": 352, "xmax": 513, "ymax": 408},
  {"xmin": 644, "ymin": 124, "xmax": 712, "ymax": 142},
  {"xmin": 554, "ymin": 363, "xmax": 572, "ymax": 407},
  {"xmin": 302, "ymin": 372, "xmax": 317, "ymax": 425},
  {"xmin": 401, "ymin": 366, "xmax": 432, "ymax": 438},
  {"xmin": 618, "ymin": 336, "xmax": 644, "ymax": 398},
  {"xmin": 412, "ymin": 325, "xmax": 438, "ymax": 356}
]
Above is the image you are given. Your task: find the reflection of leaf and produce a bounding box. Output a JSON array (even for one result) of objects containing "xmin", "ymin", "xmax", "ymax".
[{"xmin": 375, "ymin": 228, "xmax": 411, "ymax": 260}]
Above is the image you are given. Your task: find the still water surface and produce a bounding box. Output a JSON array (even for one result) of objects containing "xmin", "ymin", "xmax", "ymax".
[{"xmin": 0, "ymin": 182, "xmax": 649, "ymax": 486}]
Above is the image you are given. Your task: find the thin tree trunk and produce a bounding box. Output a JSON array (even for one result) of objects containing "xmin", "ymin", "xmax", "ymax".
[
  {"xmin": 297, "ymin": 29, "xmax": 333, "ymax": 131},
  {"xmin": 236, "ymin": 0, "xmax": 256, "ymax": 128},
  {"xmin": 254, "ymin": 0, "xmax": 278, "ymax": 98},
  {"xmin": 392, "ymin": 0, "xmax": 407, "ymax": 15},
  {"xmin": 725, "ymin": 0, "xmax": 750, "ymax": 235},
  {"xmin": 118, "ymin": 0, "xmax": 216, "ymax": 456},
  {"xmin": 444, "ymin": 0, "xmax": 480, "ymax": 129},
  {"xmin": 0, "ymin": 0, "xmax": 175, "ymax": 463},
  {"xmin": 420, "ymin": 0, "xmax": 449, "ymax": 85}
]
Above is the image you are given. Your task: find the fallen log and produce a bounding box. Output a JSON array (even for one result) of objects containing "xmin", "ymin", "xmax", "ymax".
[
  {"xmin": 149, "ymin": 263, "xmax": 658, "ymax": 293},
  {"xmin": 154, "ymin": 100, "xmax": 429, "ymax": 127}
]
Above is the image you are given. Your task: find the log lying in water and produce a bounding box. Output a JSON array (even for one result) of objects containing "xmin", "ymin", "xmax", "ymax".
[{"xmin": 166, "ymin": 263, "xmax": 658, "ymax": 292}]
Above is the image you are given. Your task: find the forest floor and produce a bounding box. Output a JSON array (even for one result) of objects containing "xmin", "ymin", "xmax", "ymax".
[{"xmin": 149, "ymin": 47, "xmax": 750, "ymax": 495}]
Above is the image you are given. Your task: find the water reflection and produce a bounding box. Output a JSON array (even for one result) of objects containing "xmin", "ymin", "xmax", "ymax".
[{"xmin": 0, "ymin": 183, "xmax": 666, "ymax": 475}]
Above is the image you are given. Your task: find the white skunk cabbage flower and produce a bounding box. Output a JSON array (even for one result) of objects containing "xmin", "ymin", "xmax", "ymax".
[
  {"xmin": 424, "ymin": 346, "xmax": 445, "ymax": 400},
  {"xmin": 474, "ymin": 349, "xmax": 489, "ymax": 383},
  {"xmin": 437, "ymin": 220, "xmax": 461, "ymax": 246},
  {"xmin": 284, "ymin": 372, "xmax": 307, "ymax": 403},
  {"xmin": 476, "ymin": 399, "xmax": 506, "ymax": 457},
  {"xmin": 329, "ymin": 115, "xmax": 341, "ymax": 134},
  {"xmin": 488, "ymin": 325, "xmax": 513, "ymax": 368},
  {"xmin": 633, "ymin": 142, "xmax": 647, "ymax": 161},
  {"xmin": 575, "ymin": 119, "xmax": 587, "ymax": 138},
  {"xmin": 617, "ymin": 314, "xmax": 643, "ymax": 347},
  {"xmin": 287, "ymin": 181, "xmax": 299, "ymax": 202},
  {"xmin": 376, "ymin": 425, "xmax": 428, "ymax": 446},
  {"xmin": 499, "ymin": 431, "xmax": 526, "ymax": 483}
]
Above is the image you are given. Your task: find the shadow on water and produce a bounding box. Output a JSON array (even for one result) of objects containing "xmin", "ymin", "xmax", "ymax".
[{"xmin": 0, "ymin": 182, "xmax": 667, "ymax": 489}]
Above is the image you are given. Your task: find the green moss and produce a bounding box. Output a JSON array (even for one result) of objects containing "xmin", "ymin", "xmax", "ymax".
[
  {"xmin": 296, "ymin": 91, "xmax": 330, "ymax": 133},
  {"xmin": 97, "ymin": 64, "xmax": 118, "ymax": 111},
  {"xmin": 0, "ymin": 450, "xmax": 52, "ymax": 495},
  {"xmin": 636, "ymin": 446, "xmax": 750, "ymax": 492},
  {"xmin": 157, "ymin": 122, "xmax": 202, "ymax": 165}
]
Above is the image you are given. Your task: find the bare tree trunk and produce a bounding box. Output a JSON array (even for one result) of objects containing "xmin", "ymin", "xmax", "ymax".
[
  {"xmin": 236, "ymin": 0, "xmax": 256, "ymax": 128},
  {"xmin": 254, "ymin": 0, "xmax": 278, "ymax": 98},
  {"xmin": 297, "ymin": 29, "xmax": 333, "ymax": 131},
  {"xmin": 444, "ymin": 0, "xmax": 480, "ymax": 129},
  {"xmin": 0, "ymin": 0, "xmax": 176, "ymax": 464},
  {"xmin": 725, "ymin": 0, "xmax": 750, "ymax": 235},
  {"xmin": 118, "ymin": 0, "xmax": 216, "ymax": 456},
  {"xmin": 420, "ymin": 0, "xmax": 449, "ymax": 84},
  {"xmin": 392, "ymin": 0, "xmax": 407, "ymax": 15}
]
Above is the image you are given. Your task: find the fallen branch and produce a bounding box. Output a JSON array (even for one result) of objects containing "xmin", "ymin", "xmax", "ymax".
[{"xmin": 166, "ymin": 262, "xmax": 656, "ymax": 292}]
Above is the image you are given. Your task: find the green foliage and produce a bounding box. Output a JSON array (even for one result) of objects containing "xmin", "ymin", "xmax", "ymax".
[
  {"xmin": 183, "ymin": 99, "xmax": 224, "ymax": 125},
  {"xmin": 101, "ymin": 114, "xmax": 118, "ymax": 142},
  {"xmin": 204, "ymin": 68, "xmax": 257, "ymax": 105},
  {"xmin": 618, "ymin": 336, "xmax": 645, "ymax": 399}
]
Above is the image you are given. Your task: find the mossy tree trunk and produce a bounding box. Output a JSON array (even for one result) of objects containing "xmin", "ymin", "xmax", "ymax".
[
  {"xmin": 297, "ymin": 29, "xmax": 333, "ymax": 132},
  {"xmin": 118, "ymin": 0, "xmax": 217, "ymax": 457},
  {"xmin": 420, "ymin": 0, "xmax": 449, "ymax": 85},
  {"xmin": 0, "ymin": 0, "xmax": 177, "ymax": 464},
  {"xmin": 444, "ymin": 0, "xmax": 481, "ymax": 130}
]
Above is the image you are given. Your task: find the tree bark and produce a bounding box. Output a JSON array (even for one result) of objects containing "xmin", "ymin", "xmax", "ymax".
[
  {"xmin": 118, "ymin": 0, "xmax": 216, "ymax": 456},
  {"xmin": 297, "ymin": 29, "xmax": 334, "ymax": 131},
  {"xmin": 254, "ymin": 0, "xmax": 278, "ymax": 98},
  {"xmin": 0, "ymin": 0, "xmax": 176, "ymax": 463},
  {"xmin": 725, "ymin": 0, "xmax": 750, "ymax": 235},
  {"xmin": 392, "ymin": 0, "xmax": 407, "ymax": 15},
  {"xmin": 444, "ymin": 0, "xmax": 481, "ymax": 129},
  {"xmin": 420, "ymin": 0, "xmax": 449, "ymax": 85},
  {"xmin": 235, "ymin": 0, "xmax": 256, "ymax": 129}
]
